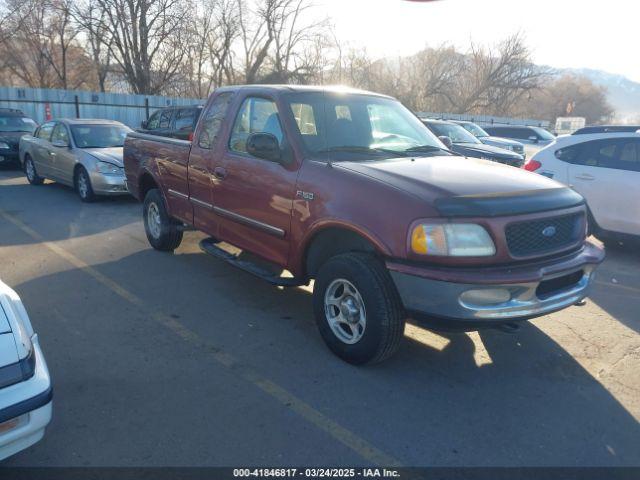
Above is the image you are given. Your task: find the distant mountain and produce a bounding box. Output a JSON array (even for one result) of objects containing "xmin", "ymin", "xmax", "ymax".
[{"xmin": 559, "ymin": 68, "xmax": 640, "ymax": 122}]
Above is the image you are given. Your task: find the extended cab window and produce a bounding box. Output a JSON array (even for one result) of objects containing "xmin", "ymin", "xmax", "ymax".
[
  {"xmin": 229, "ymin": 97, "xmax": 283, "ymax": 154},
  {"xmin": 198, "ymin": 93, "xmax": 233, "ymax": 149}
]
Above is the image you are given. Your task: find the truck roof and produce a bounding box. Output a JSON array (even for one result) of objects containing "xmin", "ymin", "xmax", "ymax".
[{"xmin": 214, "ymin": 84, "xmax": 393, "ymax": 99}]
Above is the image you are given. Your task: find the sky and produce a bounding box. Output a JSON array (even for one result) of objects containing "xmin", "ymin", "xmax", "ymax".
[{"xmin": 315, "ymin": 0, "xmax": 640, "ymax": 83}]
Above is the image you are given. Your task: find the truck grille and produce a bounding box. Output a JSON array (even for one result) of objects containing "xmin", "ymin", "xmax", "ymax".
[{"xmin": 505, "ymin": 213, "xmax": 584, "ymax": 257}]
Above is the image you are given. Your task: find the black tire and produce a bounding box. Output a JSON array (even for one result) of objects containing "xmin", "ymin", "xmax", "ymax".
[
  {"xmin": 75, "ymin": 167, "xmax": 96, "ymax": 203},
  {"xmin": 143, "ymin": 188, "xmax": 183, "ymax": 251},
  {"xmin": 24, "ymin": 155, "xmax": 44, "ymax": 185},
  {"xmin": 313, "ymin": 252, "xmax": 406, "ymax": 365}
]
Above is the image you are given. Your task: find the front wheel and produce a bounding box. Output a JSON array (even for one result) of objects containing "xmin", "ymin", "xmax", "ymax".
[
  {"xmin": 143, "ymin": 189, "xmax": 183, "ymax": 251},
  {"xmin": 75, "ymin": 167, "xmax": 96, "ymax": 202},
  {"xmin": 313, "ymin": 253, "xmax": 406, "ymax": 365}
]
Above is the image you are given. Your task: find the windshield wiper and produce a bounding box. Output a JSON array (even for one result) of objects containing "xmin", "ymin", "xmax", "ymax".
[
  {"xmin": 404, "ymin": 145, "xmax": 456, "ymax": 155},
  {"xmin": 315, "ymin": 146, "xmax": 407, "ymax": 157}
]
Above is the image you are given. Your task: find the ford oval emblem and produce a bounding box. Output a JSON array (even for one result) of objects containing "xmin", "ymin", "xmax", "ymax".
[{"xmin": 542, "ymin": 226, "xmax": 557, "ymax": 237}]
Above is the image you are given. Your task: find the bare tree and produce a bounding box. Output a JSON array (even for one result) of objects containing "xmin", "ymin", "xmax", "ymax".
[
  {"xmin": 88, "ymin": 0, "xmax": 190, "ymax": 94},
  {"xmin": 73, "ymin": 0, "xmax": 114, "ymax": 92}
]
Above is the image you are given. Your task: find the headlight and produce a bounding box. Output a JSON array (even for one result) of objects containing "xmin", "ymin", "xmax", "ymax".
[
  {"xmin": 0, "ymin": 142, "xmax": 10, "ymax": 149},
  {"xmin": 411, "ymin": 223, "xmax": 496, "ymax": 257},
  {"xmin": 96, "ymin": 161, "xmax": 123, "ymax": 175}
]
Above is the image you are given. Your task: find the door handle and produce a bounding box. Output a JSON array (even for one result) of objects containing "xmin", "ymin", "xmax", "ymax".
[
  {"xmin": 575, "ymin": 173, "xmax": 595, "ymax": 181},
  {"xmin": 213, "ymin": 167, "xmax": 227, "ymax": 180},
  {"xmin": 49, "ymin": 152, "xmax": 56, "ymax": 157}
]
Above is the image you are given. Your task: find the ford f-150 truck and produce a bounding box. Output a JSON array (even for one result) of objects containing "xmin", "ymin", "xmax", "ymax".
[{"xmin": 123, "ymin": 85, "xmax": 605, "ymax": 365}]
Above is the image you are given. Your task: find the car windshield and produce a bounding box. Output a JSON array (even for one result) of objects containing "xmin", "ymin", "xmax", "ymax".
[
  {"xmin": 532, "ymin": 126, "xmax": 556, "ymax": 141},
  {"xmin": 428, "ymin": 122, "xmax": 481, "ymax": 144},
  {"xmin": 284, "ymin": 91, "xmax": 447, "ymax": 159},
  {"xmin": 71, "ymin": 124, "xmax": 131, "ymax": 148},
  {"xmin": 460, "ymin": 122, "xmax": 489, "ymax": 138},
  {"xmin": 0, "ymin": 115, "xmax": 37, "ymax": 133}
]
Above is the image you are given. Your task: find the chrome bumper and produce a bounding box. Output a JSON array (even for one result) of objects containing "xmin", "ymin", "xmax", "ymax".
[{"xmin": 391, "ymin": 266, "xmax": 596, "ymax": 322}]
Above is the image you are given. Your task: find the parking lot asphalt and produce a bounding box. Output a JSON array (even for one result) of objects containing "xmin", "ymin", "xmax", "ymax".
[{"xmin": 0, "ymin": 167, "xmax": 639, "ymax": 467}]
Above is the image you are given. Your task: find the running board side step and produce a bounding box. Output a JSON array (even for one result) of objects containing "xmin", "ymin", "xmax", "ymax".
[{"xmin": 199, "ymin": 238, "xmax": 306, "ymax": 287}]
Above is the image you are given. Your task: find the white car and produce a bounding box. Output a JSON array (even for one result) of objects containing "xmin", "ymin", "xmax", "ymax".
[
  {"xmin": 0, "ymin": 281, "xmax": 52, "ymax": 461},
  {"xmin": 523, "ymin": 131, "xmax": 640, "ymax": 238}
]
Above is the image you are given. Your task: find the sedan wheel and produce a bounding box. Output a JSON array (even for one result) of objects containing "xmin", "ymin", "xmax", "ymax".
[
  {"xmin": 24, "ymin": 157, "xmax": 44, "ymax": 185},
  {"xmin": 75, "ymin": 168, "xmax": 95, "ymax": 202}
]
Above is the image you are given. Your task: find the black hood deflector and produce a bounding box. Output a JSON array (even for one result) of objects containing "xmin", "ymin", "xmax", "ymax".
[{"xmin": 435, "ymin": 187, "xmax": 585, "ymax": 217}]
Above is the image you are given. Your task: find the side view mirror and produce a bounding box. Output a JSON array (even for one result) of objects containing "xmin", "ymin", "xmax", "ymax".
[
  {"xmin": 246, "ymin": 132, "xmax": 281, "ymax": 163},
  {"xmin": 528, "ymin": 135, "xmax": 538, "ymax": 143},
  {"xmin": 51, "ymin": 139, "xmax": 69, "ymax": 148},
  {"xmin": 438, "ymin": 135, "xmax": 453, "ymax": 149},
  {"xmin": 141, "ymin": 120, "xmax": 148, "ymax": 129}
]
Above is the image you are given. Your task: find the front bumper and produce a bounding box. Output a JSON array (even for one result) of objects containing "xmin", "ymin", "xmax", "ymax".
[
  {"xmin": 89, "ymin": 172, "xmax": 129, "ymax": 196},
  {"xmin": 0, "ymin": 152, "xmax": 19, "ymax": 164},
  {"xmin": 388, "ymin": 241, "xmax": 605, "ymax": 325},
  {"xmin": 0, "ymin": 335, "xmax": 52, "ymax": 461}
]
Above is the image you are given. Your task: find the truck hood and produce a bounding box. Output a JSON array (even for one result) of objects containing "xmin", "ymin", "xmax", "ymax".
[
  {"xmin": 84, "ymin": 147, "xmax": 124, "ymax": 167},
  {"xmin": 335, "ymin": 156, "xmax": 583, "ymax": 216}
]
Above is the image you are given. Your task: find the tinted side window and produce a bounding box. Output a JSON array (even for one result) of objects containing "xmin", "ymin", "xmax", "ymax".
[
  {"xmin": 51, "ymin": 124, "xmax": 69, "ymax": 145},
  {"xmin": 229, "ymin": 97, "xmax": 283, "ymax": 154},
  {"xmin": 37, "ymin": 122, "xmax": 55, "ymax": 141},
  {"xmin": 198, "ymin": 93, "xmax": 233, "ymax": 149},
  {"xmin": 578, "ymin": 140, "xmax": 618, "ymax": 168},
  {"xmin": 174, "ymin": 108, "xmax": 198, "ymax": 132},
  {"xmin": 146, "ymin": 111, "xmax": 161, "ymax": 130},
  {"xmin": 555, "ymin": 144, "xmax": 581, "ymax": 163}
]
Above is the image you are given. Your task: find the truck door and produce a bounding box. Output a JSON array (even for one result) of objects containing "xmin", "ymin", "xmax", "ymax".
[
  {"xmin": 210, "ymin": 94, "xmax": 298, "ymax": 266},
  {"xmin": 187, "ymin": 92, "xmax": 235, "ymax": 234}
]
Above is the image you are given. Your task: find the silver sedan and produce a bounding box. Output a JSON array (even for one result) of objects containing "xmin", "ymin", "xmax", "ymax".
[{"xmin": 19, "ymin": 119, "xmax": 131, "ymax": 202}]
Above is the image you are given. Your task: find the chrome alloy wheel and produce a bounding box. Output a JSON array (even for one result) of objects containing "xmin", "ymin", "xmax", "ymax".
[
  {"xmin": 324, "ymin": 278, "xmax": 366, "ymax": 344},
  {"xmin": 77, "ymin": 172, "xmax": 89, "ymax": 198},
  {"xmin": 25, "ymin": 159, "xmax": 35, "ymax": 181},
  {"xmin": 147, "ymin": 201, "xmax": 162, "ymax": 239}
]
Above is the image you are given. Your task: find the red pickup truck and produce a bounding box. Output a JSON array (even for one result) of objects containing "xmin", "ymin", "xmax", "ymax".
[{"xmin": 124, "ymin": 85, "xmax": 604, "ymax": 365}]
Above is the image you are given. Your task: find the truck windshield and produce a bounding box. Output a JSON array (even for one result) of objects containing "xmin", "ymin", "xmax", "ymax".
[
  {"xmin": 284, "ymin": 92, "xmax": 446, "ymax": 158},
  {"xmin": 71, "ymin": 124, "xmax": 131, "ymax": 148},
  {"xmin": 0, "ymin": 116, "xmax": 37, "ymax": 133}
]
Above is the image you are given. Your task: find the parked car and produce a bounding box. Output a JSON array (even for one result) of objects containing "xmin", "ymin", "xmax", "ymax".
[
  {"xmin": 19, "ymin": 119, "xmax": 131, "ymax": 202},
  {"xmin": 138, "ymin": 105, "xmax": 203, "ymax": 140},
  {"xmin": 524, "ymin": 131, "xmax": 640, "ymax": 239},
  {"xmin": 0, "ymin": 280, "xmax": 52, "ymax": 461},
  {"xmin": 124, "ymin": 85, "xmax": 604, "ymax": 365},
  {"xmin": 452, "ymin": 120, "xmax": 526, "ymax": 157},
  {"xmin": 0, "ymin": 109, "xmax": 38, "ymax": 167},
  {"xmin": 422, "ymin": 119, "xmax": 524, "ymax": 167},
  {"xmin": 483, "ymin": 125, "xmax": 556, "ymax": 148},
  {"xmin": 572, "ymin": 125, "xmax": 640, "ymax": 135}
]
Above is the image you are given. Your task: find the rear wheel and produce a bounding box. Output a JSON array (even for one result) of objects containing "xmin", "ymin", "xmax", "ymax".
[
  {"xmin": 313, "ymin": 253, "xmax": 406, "ymax": 365},
  {"xmin": 24, "ymin": 155, "xmax": 44, "ymax": 185},
  {"xmin": 143, "ymin": 188, "xmax": 183, "ymax": 251},
  {"xmin": 75, "ymin": 167, "xmax": 96, "ymax": 202}
]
